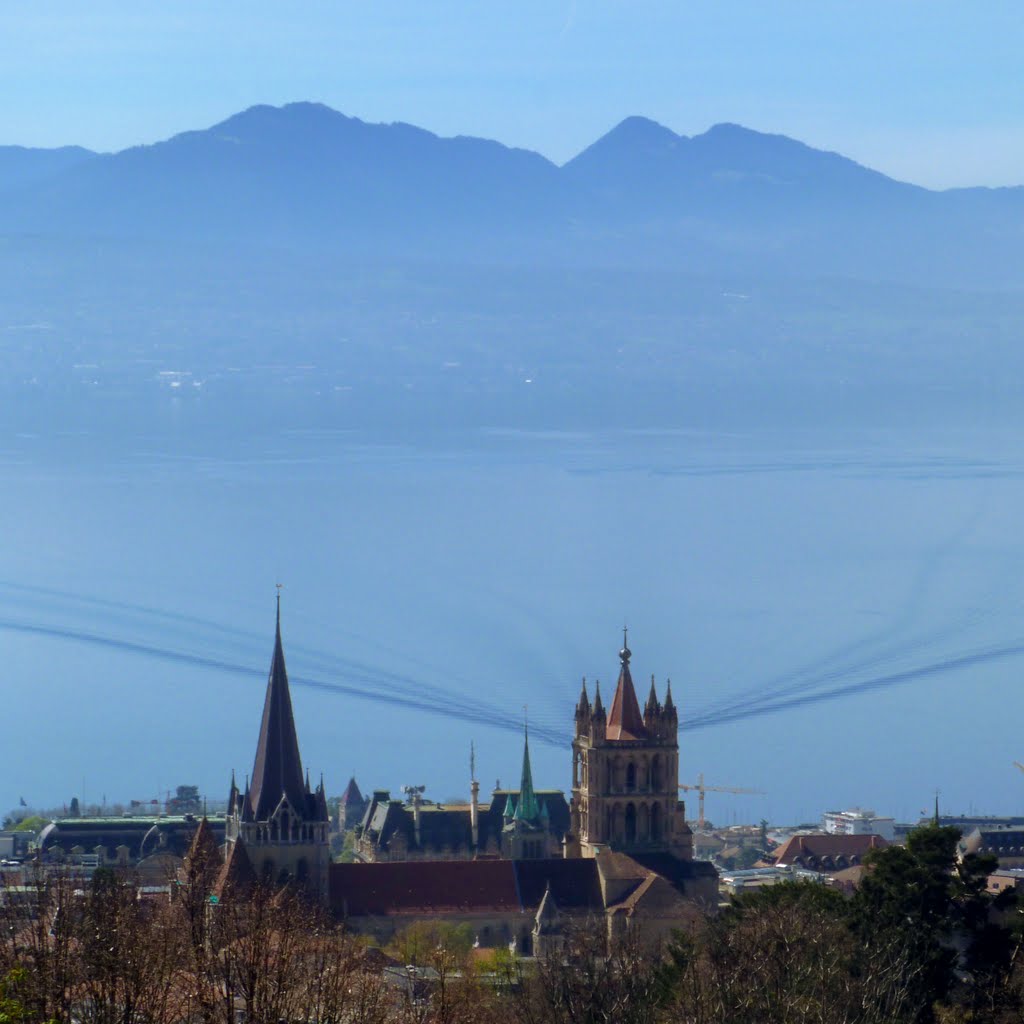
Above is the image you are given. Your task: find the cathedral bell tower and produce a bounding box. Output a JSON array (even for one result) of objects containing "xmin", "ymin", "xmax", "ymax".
[
  {"xmin": 570, "ymin": 631, "xmax": 692, "ymax": 859},
  {"xmin": 225, "ymin": 596, "xmax": 330, "ymax": 899}
]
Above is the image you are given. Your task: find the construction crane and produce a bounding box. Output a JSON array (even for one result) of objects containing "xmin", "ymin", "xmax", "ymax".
[{"xmin": 679, "ymin": 773, "xmax": 765, "ymax": 829}]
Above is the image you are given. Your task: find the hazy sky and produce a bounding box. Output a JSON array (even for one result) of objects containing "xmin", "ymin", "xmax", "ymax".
[{"xmin": 2, "ymin": 2, "xmax": 1022, "ymax": 188}]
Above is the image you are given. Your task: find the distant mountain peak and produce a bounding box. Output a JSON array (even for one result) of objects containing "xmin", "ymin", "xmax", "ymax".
[{"xmin": 597, "ymin": 116, "xmax": 680, "ymax": 150}]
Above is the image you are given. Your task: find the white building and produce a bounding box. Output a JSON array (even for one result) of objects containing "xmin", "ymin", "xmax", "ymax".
[
  {"xmin": 822, "ymin": 808, "xmax": 895, "ymax": 841},
  {"xmin": 719, "ymin": 865, "xmax": 828, "ymax": 896}
]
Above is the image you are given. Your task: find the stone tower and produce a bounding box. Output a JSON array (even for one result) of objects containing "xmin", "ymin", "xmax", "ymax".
[
  {"xmin": 225, "ymin": 597, "xmax": 331, "ymax": 899},
  {"xmin": 570, "ymin": 631, "xmax": 692, "ymax": 859}
]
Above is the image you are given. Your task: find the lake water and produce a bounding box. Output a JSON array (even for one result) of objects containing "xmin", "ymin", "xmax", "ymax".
[{"xmin": 2, "ymin": 423, "xmax": 1023, "ymax": 826}]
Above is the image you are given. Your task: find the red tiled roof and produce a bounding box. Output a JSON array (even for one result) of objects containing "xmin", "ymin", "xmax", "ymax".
[
  {"xmin": 772, "ymin": 833, "xmax": 888, "ymax": 867},
  {"xmin": 340, "ymin": 778, "xmax": 364, "ymax": 805},
  {"xmin": 329, "ymin": 858, "xmax": 605, "ymax": 917},
  {"xmin": 330, "ymin": 860, "xmax": 520, "ymax": 916},
  {"xmin": 514, "ymin": 859, "xmax": 602, "ymax": 910},
  {"xmin": 606, "ymin": 662, "xmax": 647, "ymax": 741}
]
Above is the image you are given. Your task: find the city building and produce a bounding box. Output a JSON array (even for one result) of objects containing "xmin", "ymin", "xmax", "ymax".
[
  {"xmin": 36, "ymin": 814, "xmax": 226, "ymax": 874},
  {"xmin": 822, "ymin": 808, "xmax": 895, "ymax": 841},
  {"xmin": 354, "ymin": 785, "xmax": 571, "ymax": 863},
  {"xmin": 769, "ymin": 833, "xmax": 889, "ymax": 871},
  {"xmin": 959, "ymin": 826, "xmax": 1024, "ymax": 869},
  {"xmin": 210, "ymin": 610, "xmax": 717, "ymax": 951}
]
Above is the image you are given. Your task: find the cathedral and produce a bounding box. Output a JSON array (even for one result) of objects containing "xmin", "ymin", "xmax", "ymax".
[{"xmin": 210, "ymin": 602, "xmax": 716, "ymax": 948}]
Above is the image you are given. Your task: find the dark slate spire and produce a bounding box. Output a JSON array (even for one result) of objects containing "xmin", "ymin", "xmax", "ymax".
[
  {"xmin": 514, "ymin": 723, "xmax": 541, "ymax": 823},
  {"xmin": 606, "ymin": 628, "xmax": 647, "ymax": 741},
  {"xmin": 664, "ymin": 678, "xmax": 676, "ymax": 715},
  {"xmin": 185, "ymin": 816, "xmax": 223, "ymax": 874},
  {"xmin": 316, "ymin": 774, "xmax": 329, "ymax": 821},
  {"xmin": 645, "ymin": 674, "xmax": 660, "ymax": 717},
  {"xmin": 576, "ymin": 677, "xmax": 590, "ymax": 717},
  {"xmin": 340, "ymin": 777, "xmax": 364, "ymax": 806},
  {"xmin": 216, "ymin": 838, "xmax": 258, "ymax": 898},
  {"xmin": 248, "ymin": 596, "xmax": 307, "ymax": 821},
  {"xmin": 593, "ymin": 680, "xmax": 605, "ymax": 718}
]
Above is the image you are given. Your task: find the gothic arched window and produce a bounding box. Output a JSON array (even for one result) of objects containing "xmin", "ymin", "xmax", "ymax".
[{"xmin": 625, "ymin": 804, "xmax": 637, "ymax": 844}]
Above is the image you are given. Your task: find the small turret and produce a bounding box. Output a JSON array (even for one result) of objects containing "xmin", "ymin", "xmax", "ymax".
[
  {"xmin": 575, "ymin": 677, "xmax": 591, "ymax": 730},
  {"xmin": 644, "ymin": 674, "xmax": 660, "ymax": 717},
  {"xmin": 590, "ymin": 680, "xmax": 606, "ymax": 741},
  {"xmin": 315, "ymin": 775, "xmax": 329, "ymax": 821},
  {"xmin": 664, "ymin": 678, "xmax": 677, "ymax": 721},
  {"xmin": 503, "ymin": 793, "xmax": 517, "ymax": 821}
]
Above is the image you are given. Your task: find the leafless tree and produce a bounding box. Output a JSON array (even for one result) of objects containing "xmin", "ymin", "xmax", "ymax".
[{"xmin": 0, "ymin": 864, "xmax": 79, "ymax": 1022}]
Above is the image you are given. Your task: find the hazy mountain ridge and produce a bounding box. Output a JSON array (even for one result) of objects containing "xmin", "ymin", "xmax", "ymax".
[
  {"xmin": 0, "ymin": 144, "xmax": 96, "ymax": 193},
  {"xmin": 2, "ymin": 102, "xmax": 1022, "ymax": 286},
  {"xmin": 2, "ymin": 103, "xmax": 1023, "ymax": 437}
]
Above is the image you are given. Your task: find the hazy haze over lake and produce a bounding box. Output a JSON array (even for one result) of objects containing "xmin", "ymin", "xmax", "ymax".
[{"xmin": 3, "ymin": 422, "xmax": 1022, "ymax": 825}]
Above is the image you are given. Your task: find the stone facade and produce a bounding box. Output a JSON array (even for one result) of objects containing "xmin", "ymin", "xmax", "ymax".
[{"xmin": 570, "ymin": 632, "xmax": 692, "ymax": 860}]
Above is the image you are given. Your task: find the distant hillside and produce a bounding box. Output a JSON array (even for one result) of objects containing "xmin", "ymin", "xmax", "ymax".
[
  {"xmin": 1, "ymin": 104, "xmax": 1024, "ymax": 436},
  {"xmin": 0, "ymin": 144, "xmax": 95, "ymax": 193},
  {"xmin": 2, "ymin": 104, "xmax": 1023, "ymax": 286},
  {"xmin": 0, "ymin": 103, "xmax": 562, "ymax": 252}
]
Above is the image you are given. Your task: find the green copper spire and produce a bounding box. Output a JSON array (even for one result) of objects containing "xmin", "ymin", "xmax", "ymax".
[{"xmin": 514, "ymin": 721, "xmax": 541, "ymax": 823}]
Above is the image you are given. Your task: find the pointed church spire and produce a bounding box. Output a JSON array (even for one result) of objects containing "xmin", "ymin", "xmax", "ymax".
[
  {"xmin": 248, "ymin": 596, "xmax": 307, "ymax": 821},
  {"xmin": 577, "ymin": 677, "xmax": 590, "ymax": 716},
  {"xmin": 664, "ymin": 678, "xmax": 675, "ymax": 714},
  {"xmin": 593, "ymin": 680, "xmax": 604, "ymax": 717},
  {"xmin": 514, "ymin": 718, "xmax": 541, "ymax": 822},
  {"xmin": 185, "ymin": 816, "xmax": 223, "ymax": 875},
  {"xmin": 645, "ymin": 674, "xmax": 659, "ymax": 716},
  {"xmin": 606, "ymin": 628, "xmax": 647, "ymax": 740}
]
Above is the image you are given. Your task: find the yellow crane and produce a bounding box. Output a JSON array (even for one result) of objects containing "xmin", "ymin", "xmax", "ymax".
[{"xmin": 679, "ymin": 772, "xmax": 766, "ymax": 829}]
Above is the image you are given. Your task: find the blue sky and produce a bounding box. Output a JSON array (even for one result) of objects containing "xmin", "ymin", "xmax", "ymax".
[{"xmin": 2, "ymin": 2, "xmax": 1022, "ymax": 188}]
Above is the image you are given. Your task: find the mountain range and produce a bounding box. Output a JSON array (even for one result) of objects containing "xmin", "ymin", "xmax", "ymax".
[
  {"xmin": 2, "ymin": 103, "xmax": 1023, "ymax": 436},
  {"xmin": 2, "ymin": 102, "xmax": 1022, "ymax": 287}
]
